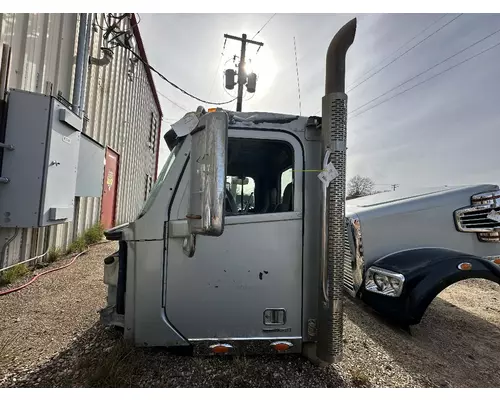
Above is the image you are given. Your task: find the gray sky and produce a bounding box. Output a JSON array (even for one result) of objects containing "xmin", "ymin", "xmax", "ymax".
[{"xmin": 138, "ymin": 13, "xmax": 500, "ymax": 189}]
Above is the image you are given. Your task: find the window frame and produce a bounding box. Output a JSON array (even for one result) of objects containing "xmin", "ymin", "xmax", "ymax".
[
  {"xmin": 279, "ymin": 166, "xmax": 294, "ymax": 204},
  {"xmin": 225, "ymin": 128, "xmax": 303, "ymax": 226},
  {"xmin": 148, "ymin": 112, "xmax": 157, "ymax": 152}
]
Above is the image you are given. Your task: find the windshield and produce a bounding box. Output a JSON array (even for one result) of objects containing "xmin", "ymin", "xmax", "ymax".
[{"xmin": 138, "ymin": 143, "xmax": 181, "ymax": 218}]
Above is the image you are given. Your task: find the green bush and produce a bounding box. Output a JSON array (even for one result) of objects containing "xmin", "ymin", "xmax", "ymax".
[
  {"xmin": 0, "ymin": 263, "xmax": 30, "ymax": 286},
  {"xmin": 47, "ymin": 247, "xmax": 62, "ymax": 263},
  {"xmin": 67, "ymin": 236, "xmax": 87, "ymax": 254},
  {"xmin": 66, "ymin": 223, "xmax": 105, "ymax": 255},
  {"xmin": 84, "ymin": 223, "xmax": 105, "ymax": 245}
]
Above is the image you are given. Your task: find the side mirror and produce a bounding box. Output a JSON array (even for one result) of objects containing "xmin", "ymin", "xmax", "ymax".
[{"xmin": 187, "ymin": 111, "xmax": 228, "ymax": 237}]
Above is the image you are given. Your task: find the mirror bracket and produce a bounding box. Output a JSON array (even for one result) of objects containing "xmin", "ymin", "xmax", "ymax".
[{"xmin": 182, "ymin": 234, "xmax": 196, "ymax": 258}]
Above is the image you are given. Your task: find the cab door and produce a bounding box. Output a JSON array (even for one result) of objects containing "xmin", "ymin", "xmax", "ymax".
[{"xmin": 164, "ymin": 129, "xmax": 304, "ymax": 341}]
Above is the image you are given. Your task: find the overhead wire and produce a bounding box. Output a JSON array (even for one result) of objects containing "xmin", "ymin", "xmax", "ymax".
[
  {"xmin": 93, "ymin": 13, "xmax": 107, "ymax": 32},
  {"xmin": 313, "ymin": 13, "xmax": 465, "ymax": 116},
  {"xmin": 347, "ymin": 13, "xmax": 463, "ymax": 94},
  {"xmin": 347, "ymin": 14, "xmax": 449, "ymax": 89},
  {"xmin": 252, "ymin": 14, "xmax": 276, "ymax": 40},
  {"xmin": 349, "ymin": 25, "xmax": 500, "ymax": 116},
  {"xmin": 349, "ymin": 38, "xmax": 500, "ymax": 120},
  {"xmin": 117, "ymin": 42, "xmax": 237, "ymax": 106},
  {"xmin": 157, "ymin": 90, "xmax": 189, "ymax": 112},
  {"xmin": 94, "ymin": 20, "xmax": 236, "ymax": 106},
  {"xmin": 108, "ymin": 13, "xmax": 142, "ymax": 45},
  {"xmin": 208, "ymin": 38, "xmax": 227, "ymax": 99}
]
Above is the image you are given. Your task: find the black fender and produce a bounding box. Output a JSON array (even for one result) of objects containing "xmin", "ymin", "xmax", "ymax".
[{"xmin": 360, "ymin": 248, "xmax": 500, "ymax": 325}]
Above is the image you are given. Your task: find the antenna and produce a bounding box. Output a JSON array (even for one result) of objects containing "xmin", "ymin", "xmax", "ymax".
[{"xmin": 293, "ymin": 36, "xmax": 302, "ymax": 116}]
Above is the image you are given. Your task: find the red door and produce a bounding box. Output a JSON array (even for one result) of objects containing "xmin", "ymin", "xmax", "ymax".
[{"xmin": 101, "ymin": 148, "xmax": 119, "ymax": 230}]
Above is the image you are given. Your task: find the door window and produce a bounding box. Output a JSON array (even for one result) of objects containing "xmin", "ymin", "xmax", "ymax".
[
  {"xmin": 225, "ymin": 137, "xmax": 294, "ymax": 216},
  {"xmin": 226, "ymin": 176, "xmax": 256, "ymax": 213}
]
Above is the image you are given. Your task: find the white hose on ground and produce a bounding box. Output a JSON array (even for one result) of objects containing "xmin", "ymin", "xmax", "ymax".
[{"xmin": 0, "ymin": 248, "xmax": 50, "ymax": 274}]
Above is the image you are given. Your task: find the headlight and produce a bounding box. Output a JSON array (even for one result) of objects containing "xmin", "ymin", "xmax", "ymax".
[
  {"xmin": 373, "ymin": 273, "xmax": 388, "ymax": 290},
  {"xmin": 365, "ymin": 267, "xmax": 405, "ymax": 297}
]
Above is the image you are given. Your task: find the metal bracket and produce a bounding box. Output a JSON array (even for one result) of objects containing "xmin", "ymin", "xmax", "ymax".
[
  {"xmin": 183, "ymin": 234, "xmax": 196, "ymax": 258},
  {"xmin": 0, "ymin": 177, "xmax": 9, "ymax": 184},
  {"xmin": 0, "ymin": 142, "xmax": 14, "ymax": 151}
]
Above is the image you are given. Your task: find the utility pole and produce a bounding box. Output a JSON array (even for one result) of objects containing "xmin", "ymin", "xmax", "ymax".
[
  {"xmin": 391, "ymin": 184, "xmax": 399, "ymax": 191},
  {"xmin": 224, "ymin": 33, "xmax": 263, "ymax": 112}
]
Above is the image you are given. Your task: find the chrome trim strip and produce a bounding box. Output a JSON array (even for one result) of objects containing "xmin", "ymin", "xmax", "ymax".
[
  {"xmin": 225, "ymin": 212, "xmax": 301, "ymax": 225},
  {"xmin": 189, "ymin": 336, "xmax": 302, "ymax": 342},
  {"xmin": 472, "ymin": 190, "xmax": 500, "ymax": 204}
]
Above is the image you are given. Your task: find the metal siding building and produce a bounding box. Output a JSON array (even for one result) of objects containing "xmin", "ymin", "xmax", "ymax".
[{"xmin": 0, "ymin": 13, "xmax": 162, "ymax": 268}]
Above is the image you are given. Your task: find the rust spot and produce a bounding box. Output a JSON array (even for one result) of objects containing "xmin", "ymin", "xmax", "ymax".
[{"xmin": 186, "ymin": 214, "xmax": 201, "ymax": 220}]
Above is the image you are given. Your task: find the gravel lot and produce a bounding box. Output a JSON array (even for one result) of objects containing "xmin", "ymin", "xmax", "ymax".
[{"xmin": 1, "ymin": 241, "xmax": 499, "ymax": 388}]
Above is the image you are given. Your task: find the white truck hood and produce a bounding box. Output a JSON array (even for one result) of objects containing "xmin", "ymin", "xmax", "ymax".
[{"xmin": 345, "ymin": 183, "xmax": 500, "ymax": 266}]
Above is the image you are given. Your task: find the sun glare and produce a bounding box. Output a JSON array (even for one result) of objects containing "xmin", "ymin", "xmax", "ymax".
[{"xmin": 245, "ymin": 46, "xmax": 277, "ymax": 97}]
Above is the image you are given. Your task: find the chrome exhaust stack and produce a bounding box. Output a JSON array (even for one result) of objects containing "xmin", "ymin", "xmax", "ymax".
[{"xmin": 316, "ymin": 18, "xmax": 357, "ymax": 364}]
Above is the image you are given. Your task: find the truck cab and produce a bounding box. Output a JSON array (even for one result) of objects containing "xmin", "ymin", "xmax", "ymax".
[
  {"xmin": 101, "ymin": 111, "xmax": 327, "ymax": 357},
  {"xmin": 100, "ymin": 18, "xmax": 359, "ymax": 364}
]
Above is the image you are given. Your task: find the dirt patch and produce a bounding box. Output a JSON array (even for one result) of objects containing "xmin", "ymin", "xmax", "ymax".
[
  {"xmin": 344, "ymin": 279, "xmax": 500, "ymax": 387},
  {"xmin": 1, "ymin": 242, "xmax": 499, "ymax": 387},
  {"xmin": 0, "ymin": 242, "xmax": 115, "ymax": 378}
]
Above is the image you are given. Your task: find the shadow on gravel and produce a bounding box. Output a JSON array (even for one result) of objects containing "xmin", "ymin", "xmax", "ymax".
[
  {"xmin": 345, "ymin": 294, "xmax": 500, "ymax": 388},
  {"xmin": 11, "ymin": 323, "xmax": 347, "ymax": 388}
]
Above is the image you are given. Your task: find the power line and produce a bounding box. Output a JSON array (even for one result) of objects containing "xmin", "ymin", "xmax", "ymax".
[
  {"xmin": 252, "ymin": 14, "xmax": 276, "ymax": 40},
  {"xmin": 157, "ymin": 90, "xmax": 188, "ymax": 112},
  {"xmin": 111, "ymin": 38, "xmax": 236, "ymax": 106},
  {"xmin": 347, "ymin": 13, "xmax": 463, "ymax": 94},
  {"xmin": 208, "ymin": 38, "xmax": 227, "ymax": 99},
  {"xmin": 350, "ymin": 38, "xmax": 500, "ymax": 120},
  {"xmin": 349, "ymin": 25, "xmax": 500, "ymax": 116},
  {"xmin": 347, "ymin": 14, "xmax": 449, "ymax": 89}
]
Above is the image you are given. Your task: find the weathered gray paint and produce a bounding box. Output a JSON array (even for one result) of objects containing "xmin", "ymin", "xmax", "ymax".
[
  {"xmin": 166, "ymin": 129, "xmax": 304, "ymax": 340},
  {"xmin": 111, "ymin": 115, "xmax": 323, "ymax": 347}
]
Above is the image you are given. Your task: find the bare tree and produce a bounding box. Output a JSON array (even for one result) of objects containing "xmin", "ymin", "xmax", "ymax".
[{"xmin": 347, "ymin": 175, "xmax": 375, "ymax": 199}]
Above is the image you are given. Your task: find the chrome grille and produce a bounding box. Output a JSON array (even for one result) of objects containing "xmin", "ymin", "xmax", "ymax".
[
  {"xmin": 455, "ymin": 190, "xmax": 500, "ymax": 242},
  {"xmin": 456, "ymin": 206, "xmax": 500, "ymax": 231},
  {"xmin": 343, "ymin": 223, "xmax": 354, "ymax": 292}
]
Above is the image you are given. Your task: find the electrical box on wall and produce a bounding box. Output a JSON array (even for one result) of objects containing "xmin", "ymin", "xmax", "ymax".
[
  {"xmin": 0, "ymin": 90, "xmax": 82, "ymax": 228},
  {"xmin": 75, "ymin": 134, "xmax": 105, "ymax": 198}
]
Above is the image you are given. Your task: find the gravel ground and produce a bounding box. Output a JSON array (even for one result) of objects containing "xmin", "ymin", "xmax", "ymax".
[{"xmin": 1, "ymin": 241, "xmax": 499, "ymax": 388}]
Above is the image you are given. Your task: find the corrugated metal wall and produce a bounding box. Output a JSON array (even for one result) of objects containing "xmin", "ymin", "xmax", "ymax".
[{"xmin": 0, "ymin": 13, "xmax": 161, "ymax": 268}]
